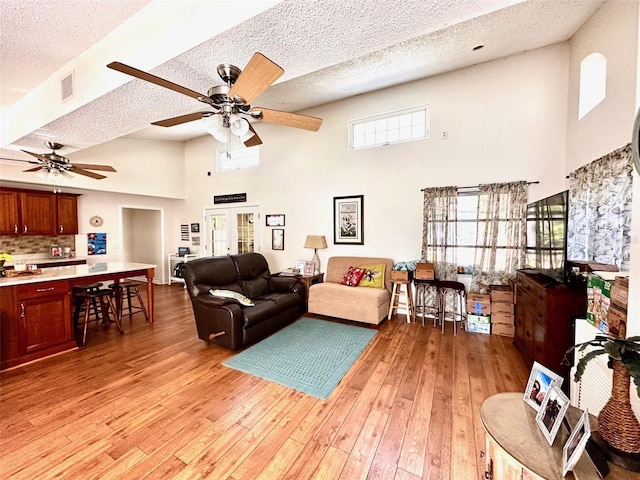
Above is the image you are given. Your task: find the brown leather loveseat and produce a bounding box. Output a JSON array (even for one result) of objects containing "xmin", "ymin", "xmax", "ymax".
[{"xmin": 181, "ymin": 253, "xmax": 304, "ymax": 350}]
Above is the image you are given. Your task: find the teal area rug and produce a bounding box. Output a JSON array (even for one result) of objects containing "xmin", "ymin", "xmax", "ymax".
[{"xmin": 223, "ymin": 317, "xmax": 377, "ymax": 399}]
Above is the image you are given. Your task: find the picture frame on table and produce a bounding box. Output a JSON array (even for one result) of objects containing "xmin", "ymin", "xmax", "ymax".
[
  {"xmin": 333, "ymin": 195, "xmax": 364, "ymax": 245},
  {"xmin": 272, "ymin": 229, "xmax": 284, "ymax": 250},
  {"xmin": 266, "ymin": 214, "xmax": 285, "ymax": 227},
  {"xmin": 562, "ymin": 409, "xmax": 591, "ymax": 476},
  {"xmin": 303, "ymin": 261, "xmax": 315, "ymax": 276},
  {"xmin": 535, "ymin": 382, "xmax": 570, "ymax": 446},
  {"xmin": 523, "ymin": 361, "xmax": 564, "ymax": 412}
]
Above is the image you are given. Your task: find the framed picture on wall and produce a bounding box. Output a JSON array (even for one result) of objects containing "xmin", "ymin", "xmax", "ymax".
[
  {"xmin": 272, "ymin": 229, "xmax": 284, "ymax": 250},
  {"xmin": 266, "ymin": 214, "xmax": 285, "ymax": 227},
  {"xmin": 333, "ymin": 195, "xmax": 364, "ymax": 245}
]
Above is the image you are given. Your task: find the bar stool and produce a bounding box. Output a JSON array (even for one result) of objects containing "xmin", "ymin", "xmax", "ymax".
[
  {"xmin": 72, "ymin": 282, "xmax": 104, "ymax": 329},
  {"xmin": 437, "ymin": 280, "xmax": 467, "ymax": 335},
  {"xmin": 74, "ymin": 287, "xmax": 123, "ymax": 346},
  {"xmin": 414, "ymin": 278, "xmax": 440, "ymax": 327},
  {"xmin": 109, "ymin": 280, "xmax": 149, "ymax": 322},
  {"xmin": 388, "ymin": 279, "xmax": 415, "ymax": 323}
]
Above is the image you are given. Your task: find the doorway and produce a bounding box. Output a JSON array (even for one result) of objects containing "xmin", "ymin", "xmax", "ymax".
[
  {"xmin": 204, "ymin": 205, "xmax": 260, "ymax": 256},
  {"xmin": 121, "ymin": 206, "xmax": 164, "ymax": 283}
]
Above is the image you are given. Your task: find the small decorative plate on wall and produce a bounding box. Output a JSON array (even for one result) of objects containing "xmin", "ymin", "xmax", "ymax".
[{"xmin": 89, "ymin": 215, "xmax": 104, "ymax": 228}]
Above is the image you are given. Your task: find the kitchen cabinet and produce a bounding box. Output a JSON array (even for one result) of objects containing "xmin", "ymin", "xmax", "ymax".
[
  {"xmin": 1, "ymin": 280, "xmax": 76, "ymax": 370},
  {"xmin": 0, "ymin": 189, "xmax": 20, "ymax": 234},
  {"xmin": 56, "ymin": 194, "xmax": 78, "ymax": 234},
  {"xmin": 514, "ymin": 269, "xmax": 586, "ymax": 389},
  {"xmin": 0, "ymin": 187, "xmax": 79, "ymax": 235}
]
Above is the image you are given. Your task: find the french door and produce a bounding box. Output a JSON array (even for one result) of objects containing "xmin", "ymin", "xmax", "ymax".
[{"xmin": 204, "ymin": 205, "xmax": 260, "ymax": 256}]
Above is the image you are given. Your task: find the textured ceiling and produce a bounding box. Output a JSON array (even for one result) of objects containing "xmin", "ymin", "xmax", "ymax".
[{"xmin": 0, "ymin": 0, "xmax": 604, "ymax": 163}]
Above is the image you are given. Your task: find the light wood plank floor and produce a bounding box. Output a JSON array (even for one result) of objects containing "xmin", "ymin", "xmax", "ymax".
[{"xmin": 0, "ymin": 284, "xmax": 530, "ymax": 479}]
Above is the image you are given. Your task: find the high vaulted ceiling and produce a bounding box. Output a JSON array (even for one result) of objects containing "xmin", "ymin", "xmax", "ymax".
[{"xmin": 1, "ymin": 0, "xmax": 604, "ymax": 164}]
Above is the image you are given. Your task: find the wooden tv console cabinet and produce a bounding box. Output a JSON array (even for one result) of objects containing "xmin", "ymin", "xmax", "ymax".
[{"xmin": 514, "ymin": 269, "xmax": 587, "ymax": 387}]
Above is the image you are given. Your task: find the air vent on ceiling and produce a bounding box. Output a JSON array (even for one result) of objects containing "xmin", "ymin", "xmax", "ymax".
[{"xmin": 61, "ymin": 71, "xmax": 75, "ymax": 102}]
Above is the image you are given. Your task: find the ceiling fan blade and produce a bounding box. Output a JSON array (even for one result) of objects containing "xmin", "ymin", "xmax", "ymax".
[
  {"xmin": 70, "ymin": 166, "xmax": 107, "ymax": 180},
  {"xmin": 71, "ymin": 163, "xmax": 117, "ymax": 172},
  {"xmin": 0, "ymin": 157, "xmax": 40, "ymax": 165},
  {"xmin": 152, "ymin": 112, "xmax": 210, "ymax": 127},
  {"xmin": 21, "ymin": 149, "xmax": 50, "ymax": 162},
  {"xmin": 228, "ymin": 53, "xmax": 284, "ymax": 105},
  {"xmin": 23, "ymin": 166, "xmax": 44, "ymax": 173},
  {"xmin": 244, "ymin": 125, "xmax": 262, "ymax": 147},
  {"xmin": 253, "ymin": 107, "xmax": 322, "ymax": 131},
  {"xmin": 107, "ymin": 61, "xmax": 206, "ymax": 100}
]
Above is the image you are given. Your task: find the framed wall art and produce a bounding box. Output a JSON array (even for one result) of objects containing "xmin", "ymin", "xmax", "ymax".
[
  {"xmin": 333, "ymin": 195, "xmax": 364, "ymax": 245},
  {"xmin": 266, "ymin": 214, "xmax": 285, "ymax": 227},
  {"xmin": 272, "ymin": 229, "xmax": 284, "ymax": 250}
]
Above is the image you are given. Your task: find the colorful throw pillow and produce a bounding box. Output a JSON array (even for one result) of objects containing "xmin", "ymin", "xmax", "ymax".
[
  {"xmin": 209, "ymin": 289, "xmax": 254, "ymax": 306},
  {"xmin": 359, "ymin": 264, "xmax": 385, "ymax": 288},
  {"xmin": 340, "ymin": 266, "xmax": 365, "ymax": 287}
]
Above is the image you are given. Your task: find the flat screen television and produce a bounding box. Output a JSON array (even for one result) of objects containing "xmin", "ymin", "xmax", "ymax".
[{"xmin": 524, "ymin": 190, "xmax": 569, "ymax": 283}]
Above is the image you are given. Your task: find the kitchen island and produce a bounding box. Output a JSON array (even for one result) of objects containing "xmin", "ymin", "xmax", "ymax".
[{"xmin": 0, "ymin": 262, "xmax": 155, "ymax": 370}]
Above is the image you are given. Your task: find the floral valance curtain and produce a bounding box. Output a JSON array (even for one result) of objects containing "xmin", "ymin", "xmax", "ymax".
[
  {"xmin": 470, "ymin": 181, "xmax": 528, "ymax": 291},
  {"xmin": 567, "ymin": 143, "xmax": 633, "ymax": 271},
  {"xmin": 421, "ymin": 186, "xmax": 458, "ymax": 280}
]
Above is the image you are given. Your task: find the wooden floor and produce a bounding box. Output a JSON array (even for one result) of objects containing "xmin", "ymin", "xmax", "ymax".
[{"xmin": 0, "ymin": 284, "xmax": 530, "ymax": 480}]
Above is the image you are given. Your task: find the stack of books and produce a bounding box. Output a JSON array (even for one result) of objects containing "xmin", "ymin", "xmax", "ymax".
[{"xmin": 279, "ymin": 268, "xmax": 300, "ymax": 277}]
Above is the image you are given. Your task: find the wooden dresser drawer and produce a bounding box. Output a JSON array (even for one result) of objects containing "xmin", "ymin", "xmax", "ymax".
[{"xmin": 17, "ymin": 280, "xmax": 70, "ymax": 300}]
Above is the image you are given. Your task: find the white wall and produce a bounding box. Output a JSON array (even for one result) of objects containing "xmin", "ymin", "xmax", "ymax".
[
  {"xmin": 566, "ymin": 0, "xmax": 639, "ymax": 336},
  {"xmin": 183, "ymin": 44, "xmax": 571, "ymax": 272}
]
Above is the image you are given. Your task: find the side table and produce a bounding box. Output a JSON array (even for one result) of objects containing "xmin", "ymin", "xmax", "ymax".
[
  {"xmin": 481, "ymin": 392, "xmax": 640, "ymax": 480},
  {"xmin": 297, "ymin": 273, "xmax": 324, "ymax": 309}
]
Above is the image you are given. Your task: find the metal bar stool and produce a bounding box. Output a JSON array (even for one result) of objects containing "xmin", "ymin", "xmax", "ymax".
[
  {"xmin": 388, "ymin": 279, "xmax": 415, "ymax": 323},
  {"xmin": 414, "ymin": 278, "xmax": 440, "ymax": 327},
  {"xmin": 74, "ymin": 288, "xmax": 123, "ymax": 346},
  {"xmin": 109, "ymin": 279, "xmax": 149, "ymax": 322},
  {"xmin": 436, "ymin": 280, "xmax": 467, "ymax": 335},
  {"xmin": 72, "ymin": 282, "xmax": 104, "ymax": 330}
]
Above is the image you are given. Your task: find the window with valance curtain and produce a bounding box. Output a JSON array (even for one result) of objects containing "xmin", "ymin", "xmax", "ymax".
[{"xmin": 567, "ymin": 143, "xmax": 633, "ymax": 271}]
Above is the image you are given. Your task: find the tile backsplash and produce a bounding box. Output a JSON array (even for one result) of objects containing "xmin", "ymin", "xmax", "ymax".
[{"xmin": 0, "ymin": 235, "xmax": 76, "ymax": 255}]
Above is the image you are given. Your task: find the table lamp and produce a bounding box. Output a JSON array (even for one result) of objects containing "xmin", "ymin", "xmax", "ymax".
[{"xmin": 304, "ymin": 235, "xmax": 327, "ymax": 275}]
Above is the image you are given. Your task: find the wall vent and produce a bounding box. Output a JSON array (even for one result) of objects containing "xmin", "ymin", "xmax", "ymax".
[{"xmin": 61, "ymin": 71, "xmax": 74, "ymax": 102}]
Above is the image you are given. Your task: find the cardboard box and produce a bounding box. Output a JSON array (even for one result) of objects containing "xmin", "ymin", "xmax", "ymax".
[
  {"xmin": 610, "ymin": 276, "xmax": 629, "ymax": 311},
  {"xmin": 491, "ymin": 302, "xmax": 514, "ymax": 315},
  {"xmin": 415, "ymin": 262, "xmax": 435, "ymax": 280},
  {"xmin": 491, "ymin": 312, "xmax": 514, "ymax": 325},
  {"xmin": 467, "ymin": 314, "xmax": 490, "ymax": 334},
  {"xmin": 391, "ymin": 270, "xmax": 413, "ymax": 281},
  {"xmin": 608, "ymin": 305, "xmax": 627, "ymax": 339},
  {"xmin": 490, "ymin": 285, "xmax": 514, "ymax": 304},
  {"xmin": 586, "ymin": 272, "xmax": 612, "ymax": 333},
  {"xmin": 467, "ymin": 293, "xmax": 491, "ymax": 315},
  {"xmin": 492, "ymin": 323, "xmax": 515, "ymax": 337}
]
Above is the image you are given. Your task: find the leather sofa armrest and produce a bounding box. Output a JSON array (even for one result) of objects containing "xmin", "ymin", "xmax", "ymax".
[
  {"xmin": 190, "ymin": 293, "xmax": 244, "ymax": 349},
  {"xmin": 269, "ymin": 276, "xmax": 303, "ymax": 294}
]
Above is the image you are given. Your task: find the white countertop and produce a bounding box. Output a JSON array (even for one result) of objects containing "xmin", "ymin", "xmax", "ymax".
[{"xmin": 0, "ymin": 262, "xmax": 156, "ymax": 287}]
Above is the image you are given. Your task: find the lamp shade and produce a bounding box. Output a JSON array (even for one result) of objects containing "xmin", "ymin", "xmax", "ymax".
[{"xmin": 304, "ymin": 235, "xmax": 327, "ymax": 249}]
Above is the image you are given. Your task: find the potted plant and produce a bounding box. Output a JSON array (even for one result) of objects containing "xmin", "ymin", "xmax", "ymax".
[{"xmin": 566, "ymin": 334, "xmax": 640, "ymax": 454}]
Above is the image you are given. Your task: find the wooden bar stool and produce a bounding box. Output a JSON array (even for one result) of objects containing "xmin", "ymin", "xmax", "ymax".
[
  {"xmin": 414, "ymin": 278, "xmax": 440, "ymax": 327},
  {"xmin": 74, "ymin": 288, "xmax": 123, "ymax": 346},
  {"xmin": 437, "ymin": 280, "xmax": 467, "ymax": 335},
  {"xmin": 72, "ymin": 282, "xmax": 104, "ymax": 329},
  {"xmin": 109, "ymin": 280, "xmax": 149, "ymax": 322},
  {"xmin": 388, "ymin": 279, "xmax": 415, "ymax": 323}
]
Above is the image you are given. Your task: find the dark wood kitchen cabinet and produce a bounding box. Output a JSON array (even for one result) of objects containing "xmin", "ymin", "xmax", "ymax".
[
  {"xmin": 1, "ymin": 280, "xmax": 76, "ymax": 370},
  {"xmin": 514, "ymin": 269, "xmax": 586, "ymax": 389},
  {"xmin": 0, "ymin": 187, "xmax": 79, "ymax": 235}
]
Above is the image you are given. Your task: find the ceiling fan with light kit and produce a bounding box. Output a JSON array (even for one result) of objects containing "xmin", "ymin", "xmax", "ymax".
[
  {"xmin": 107, "ymin": 52, "xmax": 323, "ymax": 146},
  {"xmin": 0, "ymin": 142, "xmax": 117, "ymax": 180}
]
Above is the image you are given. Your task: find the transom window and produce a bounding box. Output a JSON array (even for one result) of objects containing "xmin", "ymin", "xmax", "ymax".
[
  {"xmin": 578, "ymin": 53, "xmax": 607, "ymax": 120},
  {"xmin": 217, "ymin": 145, "xmax": 260, "ymax": 172},
  {"xmin": 349, "ymin": 105, "xmax": 429, "ymax": 150}
]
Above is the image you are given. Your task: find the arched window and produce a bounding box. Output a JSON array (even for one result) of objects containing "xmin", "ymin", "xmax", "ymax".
[{"xmin": 578, "ymin": 53, "xmax": 607, "ymax": 119}]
